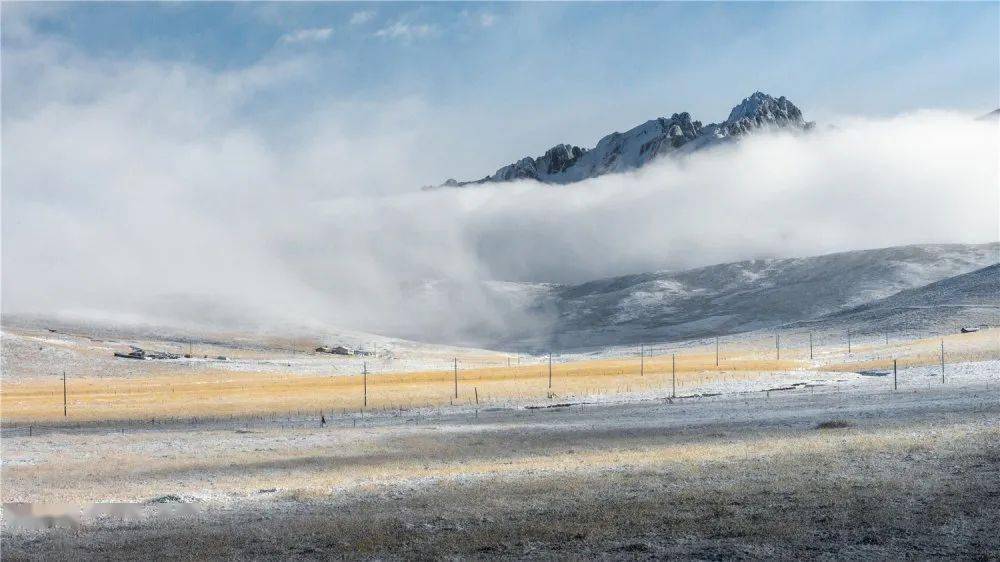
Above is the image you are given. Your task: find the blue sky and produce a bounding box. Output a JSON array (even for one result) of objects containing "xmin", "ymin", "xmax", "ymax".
[
  {"xmin": 8, "ymin": 3, "xmax": 998, "ymax": 118},
  {"xmin": 2, "ymin": 1, "xmax": 998, "ymax": 186}
]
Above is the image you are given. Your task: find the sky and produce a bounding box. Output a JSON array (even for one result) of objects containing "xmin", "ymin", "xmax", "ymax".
[
  {"xmin": 2, "ymin": 2, "xmax": 998, "ymax": 342},
  {"xmin": 4, "ymin": 2, "xmax": 998, "ymax": 186}
]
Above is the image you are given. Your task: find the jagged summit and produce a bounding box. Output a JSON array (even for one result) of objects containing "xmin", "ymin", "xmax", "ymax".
[
  {"xmin": 721, "ymin": 91, "xmax": 810, "ymax": 135},
  {"xmin": 440, "ymin": 92, "xmax": 813, "ymax": 188},
  {"xmin": 490, "ymin": 144, "xmax": 588, "ymax": 183}
]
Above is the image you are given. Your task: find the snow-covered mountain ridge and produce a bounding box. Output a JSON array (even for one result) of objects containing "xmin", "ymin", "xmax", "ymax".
[
  {"xmin": 395, "ymin": 243, "xmax": 998, "ymax": 351},
  {"xmin": 438, "ymin": 91, "xmax": 812, "ymax": 187},
  {"xmin": 540, "ymin": 243, "xmax": 998, "ymax": 349}
]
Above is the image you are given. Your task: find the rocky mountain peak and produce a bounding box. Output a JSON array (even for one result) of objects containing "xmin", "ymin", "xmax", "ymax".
[
  {"xmin": 722, "ymin": 92, "xmax": 811, "ymax": 135},
  {"xmin": 440, "ymin": 91, "xmax": 812, "ymax": 188}
]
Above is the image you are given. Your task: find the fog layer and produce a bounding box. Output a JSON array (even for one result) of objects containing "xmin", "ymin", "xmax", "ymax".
[{"xmin": 3, "ymin": 41, "xmax": 997, "ymax": 343}]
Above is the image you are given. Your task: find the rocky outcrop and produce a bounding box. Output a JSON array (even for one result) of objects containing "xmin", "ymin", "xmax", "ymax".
[
  {"xmin": 441, "ymin": 92, "xmax": 813, "ymax": 188},
  {"xmin": 719, "ymin": 91, "xmax": 812, "ymax": 136}
]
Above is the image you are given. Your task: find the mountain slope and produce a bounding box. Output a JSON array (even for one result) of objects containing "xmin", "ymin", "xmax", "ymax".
[
  {"xmin": 508, "ymin": 243, "xmax": 998, "ymax": 350},
  {"xmin": 798, "ymin": 263, "xmax": 1000, "ymax": 335},
  {"xmin": 440, "ymin": 91, "xmax": 812, "ymax": 187}
]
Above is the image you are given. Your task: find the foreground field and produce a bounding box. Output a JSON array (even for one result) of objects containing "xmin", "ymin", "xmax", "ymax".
[
  {"xmin": 2, "ymin": 326, "xmax": 998, "ymax": 559},
  {"xmin": 3, "ymin": 363, "xmax": 999, "ymax": 559}
]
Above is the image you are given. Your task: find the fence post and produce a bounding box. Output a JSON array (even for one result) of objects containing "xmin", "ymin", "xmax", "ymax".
[
  {"xmin": 672, "ymin": 354, "xmax": 676, "ymax": 398},
  {"xmin": 847, "ymin": 330, "xmax": 852, "ymax": 354},
  {"xmin": 940, "ymin": 340, "xmax": 945, "ymax": 383},
  {"xmin": 548, "ymin": 353, "xmax": 553, "ymax": 389}
]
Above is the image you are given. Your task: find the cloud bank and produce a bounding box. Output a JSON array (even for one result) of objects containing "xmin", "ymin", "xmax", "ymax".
[{"xmin": 2, "ymin": 29, "xmax": 997, "ymax": 345}]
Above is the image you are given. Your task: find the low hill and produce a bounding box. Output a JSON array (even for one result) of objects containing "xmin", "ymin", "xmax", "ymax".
[
  {"xmin": 795, "ymin": 263, "xmax": 999, "ymax": 335},
  {"xmin": 501, "ymin": 243, "xmax": 997, "ymax": 350}
]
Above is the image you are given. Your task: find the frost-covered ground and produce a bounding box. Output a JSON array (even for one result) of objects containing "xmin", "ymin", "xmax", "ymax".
[
  {"xmin": 2, "ymin": 315, "xmax": 997, "ymax": 559},
  {"xmin": 0, "ymin": 322, "xmax": 514, "ymax": 381},
  {"xmin": 3, "ymin": 359, "xmax": 998, "ymax": 559}
]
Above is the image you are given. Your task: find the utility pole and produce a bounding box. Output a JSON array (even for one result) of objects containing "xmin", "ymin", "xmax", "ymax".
[
  {"xmin": 715, "ymin": 336, "xmax": 719, "ymax": 367},
  {"xmin": 671, "ymin": 354, "xmax": 676, "ymax": 398},
  {"xmin": 454, "ymin": 358, "xmax": 458, "ymax": 399},
  {"xmin": 62, "ymin": 371, "xmax": 67, "ymax": 417},
  {"xmin": 363, "ymin": 362, "xmax": 367, "ymax": 408},
  {"xmin": 776, "ymin": 333, "xmax": 780, "ymax": 360},
  {"xmin": 893, "ymin": 359, "xmax": 897, "ymax": 391},
  {"xmin": 548, "ymin": 353, "xmax": 553, "ymax": 389},
  {"xmin": 847, "ymin": 330, "xmax": 852, "ymax": 354},
  {"xmin": 640, "ymin": 344, "xmax": 644, "ymax": 376},
  {"xmin": 809, "ymin": 331, "xmax": 813, "ymax": 360}
]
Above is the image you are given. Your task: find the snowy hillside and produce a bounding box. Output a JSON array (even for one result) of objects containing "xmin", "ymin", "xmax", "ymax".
[
  {"xmin": 798, "ymin": 262, "xmax": 1000, "ymax": 335},
  {"xmin": 439, "ymin": 91, "xmax": 812, "ymax": 187},
  {"xmin": 469, "ymin": 243, "xmax": 998, "ymax": 350},
  {"xmin": 542, "ymin": 243, "xmax": 998, "ymax": 349}
]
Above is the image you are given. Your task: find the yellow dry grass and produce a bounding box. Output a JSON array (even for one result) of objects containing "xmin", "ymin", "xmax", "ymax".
[
  {"xmin": 2, "ymin": 329, "xmax": 996, "ymax": 424},
  {"xmin": 1, "ymin": 353, "xmax": 802, "ymax": 423},
  {"xmin": 820, "ymin": 329, "xmax": 1000, "ymax": 372}
]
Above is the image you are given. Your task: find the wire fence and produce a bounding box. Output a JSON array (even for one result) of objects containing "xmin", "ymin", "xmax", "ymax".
[{"xmin": 2, "ymin": 326, "xmax": 997, "ymax": 437}]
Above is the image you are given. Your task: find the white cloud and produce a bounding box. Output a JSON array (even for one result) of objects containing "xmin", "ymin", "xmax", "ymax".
[
  {"xmin": 374, "ymin": 21, "xmax": 437, "ymax": 41},
  {"xmin": 3, "ymin": 24, "xmax": 997, "ymax": 346},
  {"xmin": 280, "ymin": 27, "xmax": 333, "ymax": 44},
  {"xmin": 350, "ymin": 10, "xmax": 375, "ymax": 25},
  {"xmin": 480, "ymin": 13, "xmax": 496, "ymax": 28}
]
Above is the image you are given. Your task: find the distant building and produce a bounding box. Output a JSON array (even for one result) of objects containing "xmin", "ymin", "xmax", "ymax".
[{"xmin": 315, "ymin": 345, "xmax": 354, "ymax": 355}]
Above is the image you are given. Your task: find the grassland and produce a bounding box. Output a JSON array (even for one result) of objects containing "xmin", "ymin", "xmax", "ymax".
[
  {"xmin": 0, "ymin": 356, "xmax": 801, "ymax": 423},
  {"xmin": 2, "ymin": 329, "xmax": 997, "ymax": 424},
  {"xmin": 2, "ymin": 326, "xmax": 998, "ymax": 559},
  {"xmin": 3, "ymin": 374, "xmax": 998, "ymax": 559}
]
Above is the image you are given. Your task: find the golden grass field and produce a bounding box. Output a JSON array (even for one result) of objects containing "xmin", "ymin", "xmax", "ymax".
[
  {"xmin": 2, "ymin": 329, "xmax": 997, "ymax": 424},
  {"xmin": 3, "ymin": 328, "xmax": 999, "ymax": 560}
]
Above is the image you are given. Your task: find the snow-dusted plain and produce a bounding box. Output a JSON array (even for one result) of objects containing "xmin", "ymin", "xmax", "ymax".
[{"xmin": 3, "ymin": 355, "xmax": 998, "ymax": 559}]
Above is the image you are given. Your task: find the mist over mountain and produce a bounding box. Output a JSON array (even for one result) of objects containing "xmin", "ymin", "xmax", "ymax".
[
  {"xmin": 439, "ymin": 92, "xmax": 813, "ymax": 187},
  {"xmin": 978, "ymin": 108, "xmax": 1000, "ymax": 121},
  {"xmin": 3, "ymin": 52, "xmax": 997, "ymax": 345},
  {"xmin": 393, "ymin": 243, "xmax": 998, "ymax": 350}
]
